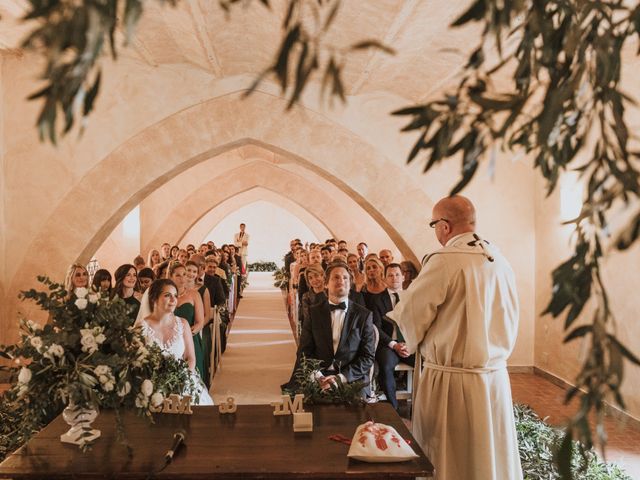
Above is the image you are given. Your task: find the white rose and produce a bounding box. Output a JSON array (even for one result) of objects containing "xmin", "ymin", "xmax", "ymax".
[
  {"xmin": 18, "ymin": 367, "xmax": 32, "ymax": 384},
  {"xmin": 87, "ymin": 292, "xmax": 99, "ymax": 304},
  {"xmin": 80, "ymin": 334, "xmax": 97, "ymax": 353},
  {"xmin": 135, "ymin": 393, "xmax": 148, "ymax": 408},
  {"xmin": 141, "ymin": 379, "xmax": 154, "ymax": 397},
  {"xmin": 26, "ymin": 319, "xmax": 41, "ymax": 331},
  {"xmin": 94, "ymin": 333, "xmax": 106, "ymax": 345},
  {"xmin": 94, "ymin": 365, "xmax": 109, "ymax": 376},
  {"xmin": 29, "ymin": 336, "xmax": 43, "ymax": 351},
  {"xmin": 118, "ymin": 381, "xmax": 132, "ymax": 397},
  {"xmin": 74, "ymin": 287, "xmax": 89, "ymax": 298},
  {"xmin": 99, "ymin": 374, "xmax": 109, "ymax": 384},
  {"xmin": 75, "ymin": 298, "xmax": 88, "ymax": 310},
  {"xmin": 150, "ymin": 392, "xmax": 164, "ymax": 407},
  {"xmin": 49, "ymin": 344, "xmax": 65, "ymax": 358},
  {"xmin": 103, "ymin": 381, "xmax": 115, "ymax": 392}
]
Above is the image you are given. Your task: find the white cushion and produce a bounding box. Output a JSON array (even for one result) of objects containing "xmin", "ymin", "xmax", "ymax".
[{"xmin": 347, "ymin": 421, "xmax": 419, "ymax": 463}]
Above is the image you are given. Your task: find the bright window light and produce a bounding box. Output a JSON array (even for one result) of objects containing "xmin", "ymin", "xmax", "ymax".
[
  {"xmin": 560, "ymin": 172, "xmax": 584, "ymax": 221},
  {"xmin": 122, "ymin": 206, "xmax": 140, "ymax": 238}
]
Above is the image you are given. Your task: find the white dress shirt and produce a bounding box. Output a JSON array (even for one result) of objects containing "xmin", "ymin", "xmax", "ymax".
[
  {"xmin": 329, "ymin": 299, "xmax": 349, "ymax": 354},
  {"xmin": 313, "ymin": 299, "xmax": 349, "ymax": 384},
  {"xmin": 387, "ymin": 288, "xmax": 401, "ymax": 349}
]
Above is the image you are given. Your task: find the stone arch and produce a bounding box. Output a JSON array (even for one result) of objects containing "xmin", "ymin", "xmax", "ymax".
[
  {"xmin": 180, "ymin": 188, "xmax": 333, "ymax": 246},
  {"xmin": 143, "ymin": 160, "xmax": 397, "ymax": 255},
  {"xmin": 7, "ymin": 91, "xmax": 434, "ymax": 341}
]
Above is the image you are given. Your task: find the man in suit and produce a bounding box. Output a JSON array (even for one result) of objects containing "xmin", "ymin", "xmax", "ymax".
[
  {"xmin": 379, "ymin": 249, "xmax": 394, "ymax": 268},
  {"xmin": 203, "ymin": 256, "xmax": 227, "ymax": 307},
  {"xmin": 371, "ymin": 262, "xmax": 414, "ymax": 410},
  {"xmin": 298, "ymin": 261, "xmax": 376, "ymax": 394},
  {"xmin": 356, "ymin": 242, "xmax": 368, "ymax": 272},
  {"xmin": 233, "ymin": 223, "xmax": 250, "ymax": 271}
]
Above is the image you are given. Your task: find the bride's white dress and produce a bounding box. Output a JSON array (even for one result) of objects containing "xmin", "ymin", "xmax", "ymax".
[{"xmin": 140, "ymin": 316, "xmax": 214, "ymax": 406}]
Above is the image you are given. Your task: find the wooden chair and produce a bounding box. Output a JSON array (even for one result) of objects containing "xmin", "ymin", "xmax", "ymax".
[
  {"xmin": 210, "ymin": 307, "xmax": 223, "ymax": 382},
  {"xmin": 365, "ymin": 325, "xmax": 380, "ymax": 403}
]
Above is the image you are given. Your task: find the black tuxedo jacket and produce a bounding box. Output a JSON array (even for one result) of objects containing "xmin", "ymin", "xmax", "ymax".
[
  {"xmin": 298, "ymin": 298, "xmax": 375, "ymax": 383},
  {"xmin": 203, "ymin": 274, "xmax": 226, "ymax": 307},
  {"xmin": 364, "ymin": 290, "xmax": 396, "ymax": 348}
]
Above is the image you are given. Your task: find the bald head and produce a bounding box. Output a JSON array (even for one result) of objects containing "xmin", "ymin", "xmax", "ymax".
[{"xmin": 432, "ymin": 195, "xmax": 476, "ymax": 245}]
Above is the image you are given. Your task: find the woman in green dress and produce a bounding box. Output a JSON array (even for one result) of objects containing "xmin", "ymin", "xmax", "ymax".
[{"xmin": 169, "ymin": 262, "xmax": 206, "ymax": 382}]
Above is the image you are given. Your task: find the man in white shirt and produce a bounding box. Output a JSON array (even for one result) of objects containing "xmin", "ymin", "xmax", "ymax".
[
  {"xmin": 297, "ymin": 261, "xmax": 376, "ymax": 394},
  {"xmin": 233, "ymin": 223, "xmax": 250, "ymax": 271},
  {"xmin": 388, "ymin": 195, "xmax": 523, "ymax": 480}
]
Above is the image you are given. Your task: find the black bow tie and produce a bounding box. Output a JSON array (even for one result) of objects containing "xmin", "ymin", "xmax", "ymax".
[{"xmin": 329, "ymin": 302, "xmax": 347, "ymax": 311}]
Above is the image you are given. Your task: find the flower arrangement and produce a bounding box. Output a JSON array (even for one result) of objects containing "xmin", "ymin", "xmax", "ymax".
[
  {"xmin": 273, "ymin": 267, "xmax": 289, "ymax": 290},
  {"xmin": 283, "ymin": 356, "xmax": 366, "ymax": 406},
  {"xmin": 0, "ymin": 276, "xmax": 197, "ymax": 460},
  {"xmin": 247, "ymin": 261, "xmax": 278, "ymax": 272}
]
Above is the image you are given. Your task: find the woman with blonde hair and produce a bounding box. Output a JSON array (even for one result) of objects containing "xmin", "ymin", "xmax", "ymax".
[
  {"xmin": 64, "ymin": 263, "xmax": 89, "ymax": 298},
  {"xmin": 147, "ymin": 249, "xmax": 161, "ymax": 270},
  {"xmin": 362, "ymin": 257, "xmax": 386, "ymax": 294},
  {"xmin": 347, "ymin": 253, "xmax": 366, "ymax": 292}
]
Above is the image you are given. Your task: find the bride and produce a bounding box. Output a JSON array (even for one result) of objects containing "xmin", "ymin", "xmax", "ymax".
[{"xmin": 135, "ymin": 278, "xmax": 214, "ymax": 405}]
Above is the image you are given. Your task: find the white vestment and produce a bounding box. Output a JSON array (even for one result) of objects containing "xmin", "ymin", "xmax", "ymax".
[{"xmin": 388, "ymin": 232, "xmax": 522, "ymax": 480}]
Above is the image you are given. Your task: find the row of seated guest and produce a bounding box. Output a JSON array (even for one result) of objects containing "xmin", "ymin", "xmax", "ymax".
[
  {"xmin": 64, "ymin": 263, "xmax": 143, "ymax": 321},
  {"xmin": 281, "ymin": 238, "xmax": 421, "ymax": 409},
  {"xmin": 62, "ymin": 238, "xmax": 241, "ymax": 389}
]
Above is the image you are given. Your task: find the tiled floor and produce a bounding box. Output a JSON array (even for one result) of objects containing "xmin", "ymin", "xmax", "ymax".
[{"xmin": 509, "ymin": 373, "xmax": 640, "ymax": 478}]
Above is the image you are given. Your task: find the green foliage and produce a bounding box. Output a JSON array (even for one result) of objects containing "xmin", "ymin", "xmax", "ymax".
[
  {"xmin": 273, "ymin": 266, "xmax": 289, "ymax": 289},
  {"xmin": 244, "ymin": 0, "xmax": 393, "ymax": 108},
  {"xmin": 248, "ymin": 261, "xmax": 278, "ymax": 272},
  {"xmin": 0, "ymin": 277, "xmax": 197, "ymax": 460},
  {"xmin": 514, "ymin": 404, "xmax": 630, "ymax": 480},
  {"xmin": 388, "ymin": 3, "xmax": 640, "ymax": 477},
  {"xmin": 282, "ymin": 355, "xmax": 365, "ymax": 406}
]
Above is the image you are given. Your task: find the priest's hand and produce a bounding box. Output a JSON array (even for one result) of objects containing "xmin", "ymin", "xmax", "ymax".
[
  {"xmin": 318, "ymin": 375, "xmax": 338, "ymax": 391},
  {"xmin": 393, "ymin": 342, "xmax": 410, "ymax": 358}
]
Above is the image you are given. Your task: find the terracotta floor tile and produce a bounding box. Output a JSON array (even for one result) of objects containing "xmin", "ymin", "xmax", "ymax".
[{"xmin": 510, "ymin": 373, "xmax": 640, "ymax": 478}]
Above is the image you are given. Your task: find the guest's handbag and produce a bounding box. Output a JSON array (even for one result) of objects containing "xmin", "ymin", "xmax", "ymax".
[{"xmin": 347, "ymin": 421, "xmax": 418, "ymax": 463}]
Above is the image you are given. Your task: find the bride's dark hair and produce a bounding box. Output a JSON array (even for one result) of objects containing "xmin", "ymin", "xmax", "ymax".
[{"xmin": 148, "ymin": 278, "xmax": 178, "ymax": 310}]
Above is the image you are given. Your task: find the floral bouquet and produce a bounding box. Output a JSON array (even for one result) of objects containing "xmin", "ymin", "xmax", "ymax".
[{"xmin": 0, "ymin": 276, "xmax": 197, "ymax": 460}]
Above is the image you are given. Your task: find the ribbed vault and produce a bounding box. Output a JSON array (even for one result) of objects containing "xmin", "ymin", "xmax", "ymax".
[
  {"xmin": 6, "ymin": 91, "xmax": 434, "ymax": 341},
  {"xmin": 180, "ymin": 188, "xmax": 333, "ymax": 246}
]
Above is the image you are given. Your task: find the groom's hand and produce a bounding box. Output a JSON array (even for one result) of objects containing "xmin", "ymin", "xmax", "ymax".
[{"xmin": 318, "ymin": 375, "xmax": 338, "ymax": 391}]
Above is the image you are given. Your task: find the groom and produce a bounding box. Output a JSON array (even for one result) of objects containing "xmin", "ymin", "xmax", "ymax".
[
  {"xmin": 233, "ymin": 223, "xmax": 250, "ymax": 273},
  {"xmin": 297, "ymin": 261, "xmax": 376, "ymax": 395}
]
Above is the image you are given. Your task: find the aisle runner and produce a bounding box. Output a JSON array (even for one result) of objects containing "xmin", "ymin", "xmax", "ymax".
[{"xmin": 211, "ymin": 272, "xmax": 296, "ymax": 404}]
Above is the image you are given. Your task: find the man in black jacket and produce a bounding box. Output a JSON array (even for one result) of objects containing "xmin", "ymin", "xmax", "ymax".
[
  {"xmin": 298, "ymin": 261, "xmax": 376, "ymax": 395},
  {"xmin": 368, "ymin": 263, "xmax": 415, "ymax": 410}
]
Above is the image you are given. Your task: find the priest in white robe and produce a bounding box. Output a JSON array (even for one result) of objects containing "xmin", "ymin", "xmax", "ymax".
[{"xmin": 388, "ymin": 195, "xmax": 522, "ymax": 480}]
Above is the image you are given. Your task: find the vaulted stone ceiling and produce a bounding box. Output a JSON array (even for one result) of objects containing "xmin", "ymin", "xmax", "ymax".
[{"xmin": 0, "ymin": 0, "xmax": 476, "ymax": 103}]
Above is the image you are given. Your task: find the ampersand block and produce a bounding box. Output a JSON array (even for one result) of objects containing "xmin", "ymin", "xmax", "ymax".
[{"xmin": 218, "ymin": 396, "xmax": 237, "ymax": 414}]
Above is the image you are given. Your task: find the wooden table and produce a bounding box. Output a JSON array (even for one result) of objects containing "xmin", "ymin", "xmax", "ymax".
[{"xmin": 0, "ymin": 403, "xmax": 433, "ymax": 479}]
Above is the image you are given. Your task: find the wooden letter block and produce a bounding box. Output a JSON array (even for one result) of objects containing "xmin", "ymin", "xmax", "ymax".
[
  {"xmin": 271, "ymin": 394, "xmax": 305, "ymax": 416},
  {"xmin": 219, "ymin": 397, "xmax": 237, "ymax": 414},
  {"xmin": 162, "ymin": 394, "xmax": 193, "ymax": 415},
  {"xmin": 293, "ymin": 412, "xmax": 313, "ymax": 432}
]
